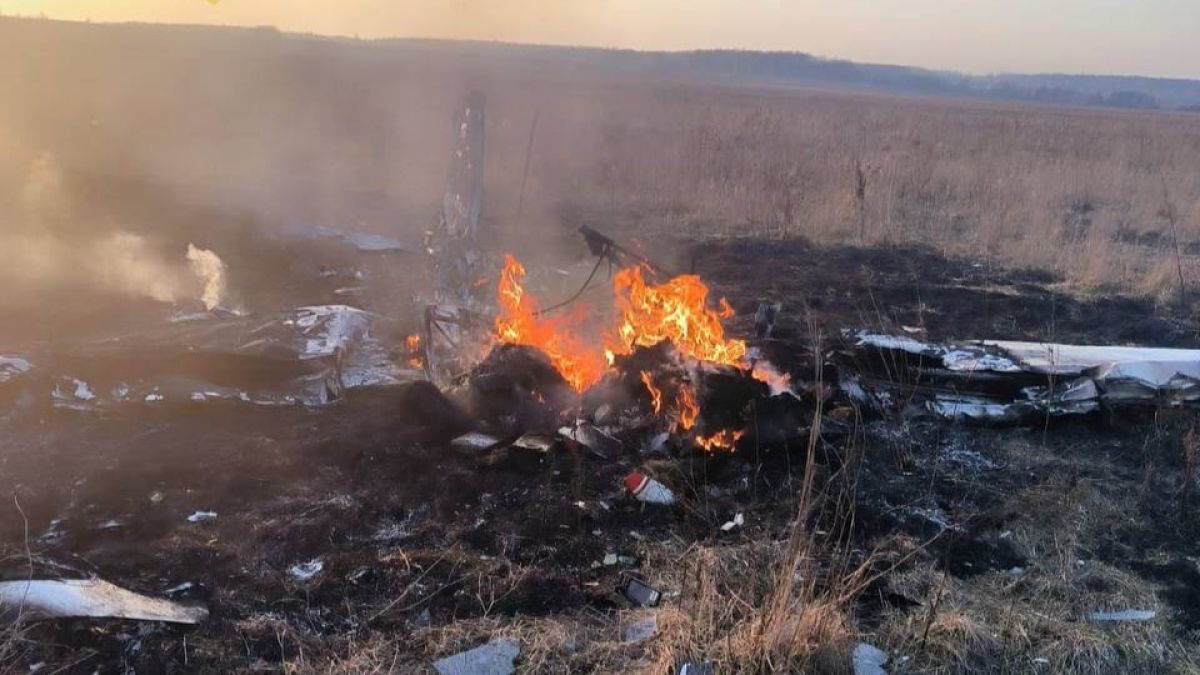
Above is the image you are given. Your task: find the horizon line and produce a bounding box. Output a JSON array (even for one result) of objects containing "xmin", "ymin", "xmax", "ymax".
[{"xmin": 3, "ymin": 12, "xmax": 1196, "ymax": 83}]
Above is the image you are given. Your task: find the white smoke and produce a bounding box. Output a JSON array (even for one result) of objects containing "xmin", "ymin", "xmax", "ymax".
[
  {"xmin": 95, "ymin": 231, "xmax": 187, "ymax": 304},
  {"xmin": 186, "ymin": 244, "xmax": 227, "ymax": 310},
  {"xmin": 2, "ymin": 153, "xmax": 234, "ymax": 310}
]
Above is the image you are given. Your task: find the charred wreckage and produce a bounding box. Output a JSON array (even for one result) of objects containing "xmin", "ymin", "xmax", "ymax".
[{"xmin": 4, "ymin": 93, "xmax": 1200, "ymax": 639}]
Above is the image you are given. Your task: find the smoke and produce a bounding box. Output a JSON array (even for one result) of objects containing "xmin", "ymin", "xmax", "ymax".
[
  {"xmin": 2, "ymin": 153, "xmax": 232, "ymax": 310},
  {"xmin": 93, "ymin": 231, "xmax": 189, "ymax": 304},
  {"xmin": 186, "ymin": 244, "xmax": 227, "ymax": 310}
]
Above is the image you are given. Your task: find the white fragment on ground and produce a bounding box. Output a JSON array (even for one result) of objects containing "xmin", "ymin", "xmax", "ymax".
[
  {"xmin": 0, "ymin": 357, "xmax": 34, "ymax": 381},
  {"xmin": 603, "ymin": 553, "xmax": 619, "ymax": 566},
  {"xmin": 0, "ymin": 578, "xmax": 207, "ymax": 624},
  {"xmin": 720, "ymin": 513, "xmax": 745, "ymax": 532},
  {"xmin": 289, "ymin": 559, "xmax": 324, "ymax": 581},
  {"xmin": 74, "ymin": 379, "xmax": 95, "ymax": 400},
  {"xmin": 164, "ymin": 582, "xmax": 197, "ymax": 595},
  {"xmin": 852, "ymin": 642, "xmax": 888, "ymax": 675},
  {"xmin": 186, "ymin": 510, "xmax": 217, "ymax": 523},
  {"xmin": 432, "ymin": 638, "xmax": 520, "ymax": 675},
  {"xmin": 623, "ymin": 614, "xmax": 658, "ymax": 644},
  {"xmin": 908, "ymin": 505, "xmax": 955, "ymax": 531},
  {"xmin": 1086, "ymin": 609, "xmax": 1156, "ymax": 622},
  {"xmin": 53, "ymin": 377, "xmax": 96, "ymax": 403}
]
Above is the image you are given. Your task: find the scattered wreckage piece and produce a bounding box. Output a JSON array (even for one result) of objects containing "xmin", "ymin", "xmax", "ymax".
[
  {"xmin": 1086, "ymin": 609, "xmax": 1157, "ymax": 622},
  {"xmin": 619, "ymin": 576, "xmax": 663, "ymax": 607},
  {"xmin": 451, "ymin": 432, "xmax": 507, "ymax": 456},
  {"xmin": 579, "ymin": 225, "xmax": 674, "ymax": 280},
  {"xmin": 0, "ymin": 356, "xmax": 33, "ymax": 384},
  {"xmin": 1, "ymin": 355, "xmax": 39, "ymax": 416},
  {"xmin": 622, "ymin": 613, "xmax": 658, "ymax": 644},
  {"xmin": 0, "ymin": 578, "xmax": 207, "ymax": 625},
  {"xmin": 852, "ymin": 642, "xmax": 889, "ymax": 675},
  {"xmin": 843, "ymin": 330, "xmax": 1200, "ymax": 422},
  {"xmin": 15, "ymin": 305, "xmax": 410, "ymax": 412},
  {"xmin": 432, "ymin": 637, "xmax": 519, "ymax": 675}
]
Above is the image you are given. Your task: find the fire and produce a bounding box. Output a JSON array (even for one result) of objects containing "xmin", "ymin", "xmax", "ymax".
[
  {"xmin": 751, "ymin": 361, "xmax": 792, "ymax": 394},
  {"xmin": 405, "ymin": 333, "xmax": 424, "ymax": 369},
  {"xmin": 606, "ymin": 266, "xmax": 746, "ymax": 367},
  {"xmin": 491, "ymin": 251, "xmax": 756, "ymax": 447},
  {"xmin": 677, "ymin": 384, "xmax": 698, "ymax": 432},
  {"xmin": 696, "ymin": 428, "xmax": 745, "ymax": 452},
  {"xmin": 494, "ymin": 254, "xmax": 607, "ymax": 392},
  {"xmin": 640, "ymin": 371, "xmax": 662, "ymax": 414}
]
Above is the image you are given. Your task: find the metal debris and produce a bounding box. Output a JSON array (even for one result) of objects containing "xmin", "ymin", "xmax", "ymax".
[
  {"xmin": 432, "ymin": 637, "xmax": 519, "ymax": 675},
  {"xmin": 1086, "ymin": 609, "xmax": 1157, "ymax": 622},
  {"xmin": 560, "ymin": 423, "xmax": 623, "ymax": 458},
  {"xmin": 511, "ymin": 433, "xmax": 557, "ymax": 453},
  {"xmin": 0, "ymin": 579, "xmax": 207, "ymax": 624},
  {"xmin": 844, "ymin": 330, "xmax": 1200, "ymax": 421},
  {"xmin": 451, "ymin": 432, "xmax": 505, "ymax": 455},
  {"xmin": 852, "ymin": 642, "xmax": 888, "ymax": 675},
  {"xmin": 186, "ymin": 510, "xmax": 217, "ymax": 523},
  {"xmin": 620, "ymin": 577, "xmax": 662, "ymax": 608},
  {"xmin": 289, "ymin": 559, "xmax": 324, "ymax": 581},
  {"xmin": 622, "ymin": 613, "xmax": 658, "ymax": 644},
  {"xmin": 719, "ymin": 513, "xmax": 745, "ymax": 532}
]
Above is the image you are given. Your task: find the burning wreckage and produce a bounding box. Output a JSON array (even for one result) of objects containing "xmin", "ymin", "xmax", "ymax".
[{"xmin": 7, "ymin": 93, "xmax": 1200, "ymax": 655}]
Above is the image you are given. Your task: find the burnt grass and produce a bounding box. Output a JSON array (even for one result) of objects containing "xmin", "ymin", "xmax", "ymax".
[{"xmin": 4, "ymin": 238, "xmax": 1200, "ymax": 671}]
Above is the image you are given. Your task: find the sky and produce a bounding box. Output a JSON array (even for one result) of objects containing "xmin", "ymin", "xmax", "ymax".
[{"xmin": 5, "ymin": 0, "xmax": 1199, "ymax": 79}]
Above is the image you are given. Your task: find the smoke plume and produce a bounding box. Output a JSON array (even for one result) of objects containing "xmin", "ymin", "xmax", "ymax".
[
  {"xmin": 2, "ymin": 153, "xmax": 232, "ymax": 310},
  {"xmin": 186, "ymin": 244, "xmax": 228, "ymax": 310}
]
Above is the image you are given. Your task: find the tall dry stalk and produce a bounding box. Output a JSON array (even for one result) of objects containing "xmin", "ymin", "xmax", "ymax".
[{"xmin": 1158, "ymin": 172, "xmax": 1187, "ymax": 308}]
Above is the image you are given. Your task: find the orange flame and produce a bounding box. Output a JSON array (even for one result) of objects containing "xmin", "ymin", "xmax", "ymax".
[
  {"xmin": 405, "ymin": 333, "xmax": 424, "ymax": 369},
  {"xmin": 751, "ymin": 361, "xmax": 792, "ymax": 394},
  {"xmin": 492, "ymin": 254, "xmax": 749, "ymax": 399},
  {"xmin": 696, "ymin": 428, "xmax": 745, "ymax": 452},
  {"xmin": 494, "ymin": 254, "xmax": 606, "ymax": 392},
  {"xmin": 640, "ymin": 371, "xmax": 662, "ymax": 414},
  {"xmin": 606, "ymin": 266, "xmax": 746, "ymax": 367},
  {"xmin": 677, "ymin": 384, "xmax": 698, "ymax": 432}
]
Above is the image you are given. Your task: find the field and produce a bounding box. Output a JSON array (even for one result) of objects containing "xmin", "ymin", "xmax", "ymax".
[{"xmin": 3, "ymin": 17, "xmax": 1200, "ymax": 675}]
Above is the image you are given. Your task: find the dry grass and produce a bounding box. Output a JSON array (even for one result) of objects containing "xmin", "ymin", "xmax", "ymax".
[{"xmin": 545, "ymin": 91, "xmax": 1200, "ymax": 297}]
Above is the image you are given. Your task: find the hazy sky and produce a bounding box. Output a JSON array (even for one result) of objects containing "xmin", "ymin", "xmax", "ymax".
[{"xmin": 7, "ymin": 0, "xmax": 1199, "ymax": 78}]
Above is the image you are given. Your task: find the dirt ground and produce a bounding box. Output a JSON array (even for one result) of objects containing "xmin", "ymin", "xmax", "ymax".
[{"xmin": 4, "ymin": 237, "xmax": 1200, "ymax": 674}]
